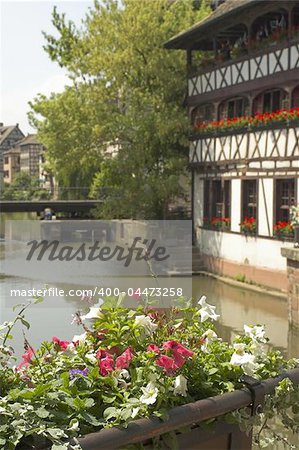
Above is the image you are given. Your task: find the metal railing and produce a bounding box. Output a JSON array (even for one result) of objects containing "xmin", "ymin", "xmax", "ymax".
[{"xmin": 72, "ymin": 368, "xmax": 299, "ymax": 450}]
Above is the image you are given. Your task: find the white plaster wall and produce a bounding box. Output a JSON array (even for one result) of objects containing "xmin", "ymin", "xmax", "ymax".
[
  {"xmin": 199, "ymin": 229, "xmax": 293, "ymax": 271},
  {"xmin": 231, "ymin": 179, "xmax": 241, "ymax": 232},
  {"xmin": 297, "ymin": 178, "xmax": 299, "ymax": 204},
  {"xmin": 258, "ymin": 178, "xmax": 273, "ymax": 237},
  {"xmin": 194, "ymin": 176, "xmax": 204, "ymax": 227}
]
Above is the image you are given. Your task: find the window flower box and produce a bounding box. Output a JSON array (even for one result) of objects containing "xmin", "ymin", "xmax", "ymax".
[
  {"xmin": 240, "ymin": 217, "xmax": 256, "ymax": 235},
  {"xmin": 210, "ymin": 217, "xmax": 231, "ymax": 231},
  {"xmin": 203, "ymin": 217, "xmax": 230, "ymax": 231},
  {"xmin": 2, "ymin": 297, "xmax": 299, "ymax": 450},
  {"xmin": 273, "ymin": 221, "xmax": 294, "ymax": 241},
  {"xmin": 194, "ymin": 107, "xmax": 299, "ymax": 137}
]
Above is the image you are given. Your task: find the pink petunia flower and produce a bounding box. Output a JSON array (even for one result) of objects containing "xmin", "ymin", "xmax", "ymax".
[
  {"xmin": 17, "ymin": 348, "xmax": 34, "ymax": 371},
  {"xmin": 99, "ymin": 356, "xmax": 114, "ymax": 376},
  {"xmin": 162, "ymin": 341, "xmax": 193, "ymax": 358},
  {"xmin": 52, "ymin": 337, "xmax": 70, "ymax": 351},
  {"xmin": 115, "ymin": 347, "xmax": 134, "ymax": 370},
  {"xmin": 96, "ymin": 348, "xmax": 112, "ymax": 360},
  {"xmin": 156, "ymin": 355, "xmax": 179, "ymax": 374},
  {"xmin": 147, "ymin": 344, "xmax": 160, "ymax": 354}
]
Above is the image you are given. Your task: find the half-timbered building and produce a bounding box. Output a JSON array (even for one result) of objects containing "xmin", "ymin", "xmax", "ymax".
[{"xmin": 166, "ymin": 0, "xmax": 299, "ymax": 290}]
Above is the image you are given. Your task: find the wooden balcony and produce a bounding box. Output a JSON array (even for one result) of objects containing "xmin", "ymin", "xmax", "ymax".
[{"xmin": 188, "ymin": 38, "xmax": 299, "ymax": 103}]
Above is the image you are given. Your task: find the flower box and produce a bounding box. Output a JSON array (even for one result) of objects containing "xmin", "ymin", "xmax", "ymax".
[
  {"xmin": 273, "ymin": 221, "xmax": 294, "ymax": 241},
  {"xmin": 2, "ymin": 297, "xmax": 299, "ymax": 450},
  {"xmin": 203, "ymin": 217, "xmax": 231, "ymax": 231},
  {"xmin": 240, "ymin": 217, "xmax": 256, "ymax": 236},
  {"xmin": 74, "ymin": 367, "xmax": 299, "ymax": 450},
  {"xmin": 193, "ymin": 108, "xmax": 299, "ymax": 138}
]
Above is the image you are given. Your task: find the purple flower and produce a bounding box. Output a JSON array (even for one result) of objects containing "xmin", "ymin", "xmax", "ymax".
[{"xmin": 69, "ymin": 368, "xmax": 89, "ymax": 380}]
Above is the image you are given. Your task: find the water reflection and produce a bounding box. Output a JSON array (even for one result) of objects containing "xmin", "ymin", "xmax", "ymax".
[
  {"xmin": 1, "ymin": 273, "xmax": 298, "ymax": 361},
  {"xmin": 192, "ymin": 275, "xmax": 299, "ymax": 359}
]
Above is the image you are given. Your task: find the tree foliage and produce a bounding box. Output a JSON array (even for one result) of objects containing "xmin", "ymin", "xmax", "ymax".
[
  {"xmin": 1, "ymin": 172, "xmax": 50, "ymax": 200},
  {"xmin": 29, "ymin": 0, "xmax": 210, "ymax": 218}
]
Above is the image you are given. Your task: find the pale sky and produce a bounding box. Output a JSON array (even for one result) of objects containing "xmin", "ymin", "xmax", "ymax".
[{"xmin": 0, "ymin": 0, "xmax": 93, "ymax": 134}]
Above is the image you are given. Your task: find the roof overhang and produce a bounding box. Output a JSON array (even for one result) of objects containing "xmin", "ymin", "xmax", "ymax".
[{"xmin": 164, "ymin": 0, "xmax": 271, "ymax": 50}]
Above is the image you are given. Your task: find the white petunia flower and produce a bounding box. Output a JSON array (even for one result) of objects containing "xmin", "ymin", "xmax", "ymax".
[
  {"xmin": 119, "ymin": 369, "xmax": 130, "ymax": 380},
  {"xmin": 244, "ymin": 325, "xmax": 266, "ymax": 342},
  {"xmin": 140, "ymin": 381, "xmax": 158, "ymax": 405},
  {"xmin": 198, "ymin": 296, "xmax": 220, "ymax": 322},
  {"xmin": 249, "ymin": 340, "xmax": 266, "ymax": 358},
  {"xmin": 134, "ymin": 315, "xmax": 158, "ymax": 336},
  {"xmin": 173, "ymin": 375, "xmax": 188, "ymax": 397},
  {"xmin": 131, "ymin": 407, "xmax": 140, "ymax": 419},
  {"xmin": 230, "ymin": 343, "xmax": 258, "ymax": 375},
  {"xmin": 69, "ymin": 419, "xmax": 79, "ymax": 431},
  {"xmin": 201, "ymin": 329, "xmax": 218, "ymax": 353},
  {"xmin": 81, "ymin": 303, "xmax": 103, "ymax": 321},
  {"xmin": 65, "ymin": 343, "xmax": 77, "ymax": 355},
  {"xmin": 85, "ymin": 352, "xmax": 98, "ymax": 364},
  {"xmin": 72, "ymin": 332, "xmax": 87, "ymax": 344}
]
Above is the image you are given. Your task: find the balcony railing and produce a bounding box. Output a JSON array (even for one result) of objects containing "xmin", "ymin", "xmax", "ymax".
[{"xmin": 188, "ymin": 38, "xmax": 299, "ymax": 98}]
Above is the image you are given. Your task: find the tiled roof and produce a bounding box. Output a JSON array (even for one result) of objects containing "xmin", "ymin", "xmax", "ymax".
[
  {"xmin": 18, "ymin": 134, "xmax": 42, "ymax": 146},
  {"xmin": 0, "ymin": 125, "xmax": 16, "ymax": 146}
]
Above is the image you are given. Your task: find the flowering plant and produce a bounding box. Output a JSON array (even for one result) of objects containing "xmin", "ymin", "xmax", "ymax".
[
  {"xmin": 210, "ymin": 217, "xmax": 231, "ymax": 230},
  {"xmin": 0, "ymin": 296, "xmax": 298, "ymax": 449},
  {"xmin": 273, "ymin": 221, "xmax": 294, "ymax": 239},
  {"xmin": 290, "ymin": 205, "xmax": 299, "ymax": 227},
  {"xmin": 194, "ymin": 107, "xmax": 299, "ymax": 135},
  {"xmin": 240, "ymin": 216, "xmax": 257, "ymax": 234}
]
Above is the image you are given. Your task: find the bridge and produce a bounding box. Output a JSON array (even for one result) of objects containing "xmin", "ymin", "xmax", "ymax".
[{"xmin": 0, "ymin": 200, "xmax": 103, "ymax": 213}]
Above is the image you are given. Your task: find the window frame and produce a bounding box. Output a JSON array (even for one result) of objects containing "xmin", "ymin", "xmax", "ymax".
[
  {"xmin": 275, "ymin": 178, "xmax": 296, "ymax": 224},
  {"xmin": 242, "ymin": 179, "xmax": 258, "ymax": 221},
  {"xmin": 219, "ymin": 96, "xmax": 248, "ymax": 121},
  {"xmin": 203, "ymin": 179, "xmax": 231, "ymax": 230}
]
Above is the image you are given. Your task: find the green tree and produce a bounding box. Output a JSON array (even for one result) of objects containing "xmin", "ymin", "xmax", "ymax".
[
  {"xmin": 29, "ymin": 0, "xmax": 210, "ymax": 217},
  {"xmin": 1, "ymin": 172, "xmax": 50, "ymax": 200}
]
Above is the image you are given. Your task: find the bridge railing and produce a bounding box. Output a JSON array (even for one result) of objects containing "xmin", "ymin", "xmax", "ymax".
[{"xmin": 0, "ymin": 187, "xmax": 116, "ymax": 201}]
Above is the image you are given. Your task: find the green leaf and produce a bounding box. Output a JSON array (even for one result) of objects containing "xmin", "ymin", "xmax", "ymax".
[
  {"xmin": 20, "ymin": 317, "xmax": 30, "ymax": 330},
  {"xmin": 103, "ymin": 407, "xmax": 118, "ymax": 420},
  {"xmin": 102, "ymin": 394, "xmax": 117, "ymax": 404},
  {"xmin": 36, "ymin": 407, "xmax": 50, "ymax": 418}
]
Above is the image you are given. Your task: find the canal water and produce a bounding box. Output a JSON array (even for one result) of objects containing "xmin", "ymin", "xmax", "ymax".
[{"xmin": 0, "ymin": 213, "xmax": 298, "ymax": 448}]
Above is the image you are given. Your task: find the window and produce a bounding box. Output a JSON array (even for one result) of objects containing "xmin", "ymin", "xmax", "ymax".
[
  {"xmin": 219, "ymin": 97, "xmax": 248, "ymax": 120},
  {"xmin": 275, "ymin": 179, "xmax": 295, "ymax": 222},
  {"xmin": 4, "ymin": 171, "xmax": 9, "ymax": 178},
  {"xmin": 253, "ymin": 89, "xmax": 286, "ymax": 114},
  {"xmin": 203, "ymin": 179, "xmax": 231, "ymax": 229},
  {"xmin": 242, "ymin": 180, "xmax": 257, "ymax": 219},
  {"xmin": 227, "ymin": 98, "xmax": 245, "ymax": 119},
  {"xmin": 192, "ymin": 104, "xmax": 214, "ymax": 127},
  {"xmin": 4, "ymin": 157, "xmax": 8, "ymax": 164},
  {"xmin": 292, "ymin": 85, "xmax": 299, "ymax": 108}
]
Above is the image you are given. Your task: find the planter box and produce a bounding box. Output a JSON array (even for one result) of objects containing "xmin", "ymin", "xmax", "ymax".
[{"xmin": 16, "ymin": 369, "xmax": 299, "ymax": 450}]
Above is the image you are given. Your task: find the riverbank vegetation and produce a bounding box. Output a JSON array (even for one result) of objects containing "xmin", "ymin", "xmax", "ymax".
[{"xmin": 29, "ymin": 0, "xmax": 210, "ymax": 219}]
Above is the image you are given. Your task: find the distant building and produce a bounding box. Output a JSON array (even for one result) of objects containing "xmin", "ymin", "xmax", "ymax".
[
  {"xmin": 3, "ymin": 147, "xmax": 20, "ymax": 184},
  {"xmin": 0, "ymin": 123, "xmax": 24, "ymax": 178},
  {"xmin": 19, "ymin": 134, "xmax": 44, "ymax": 177},
  {"xmin": 2, "ymin": 130, "xmax": 56, "ymax": 195}
]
